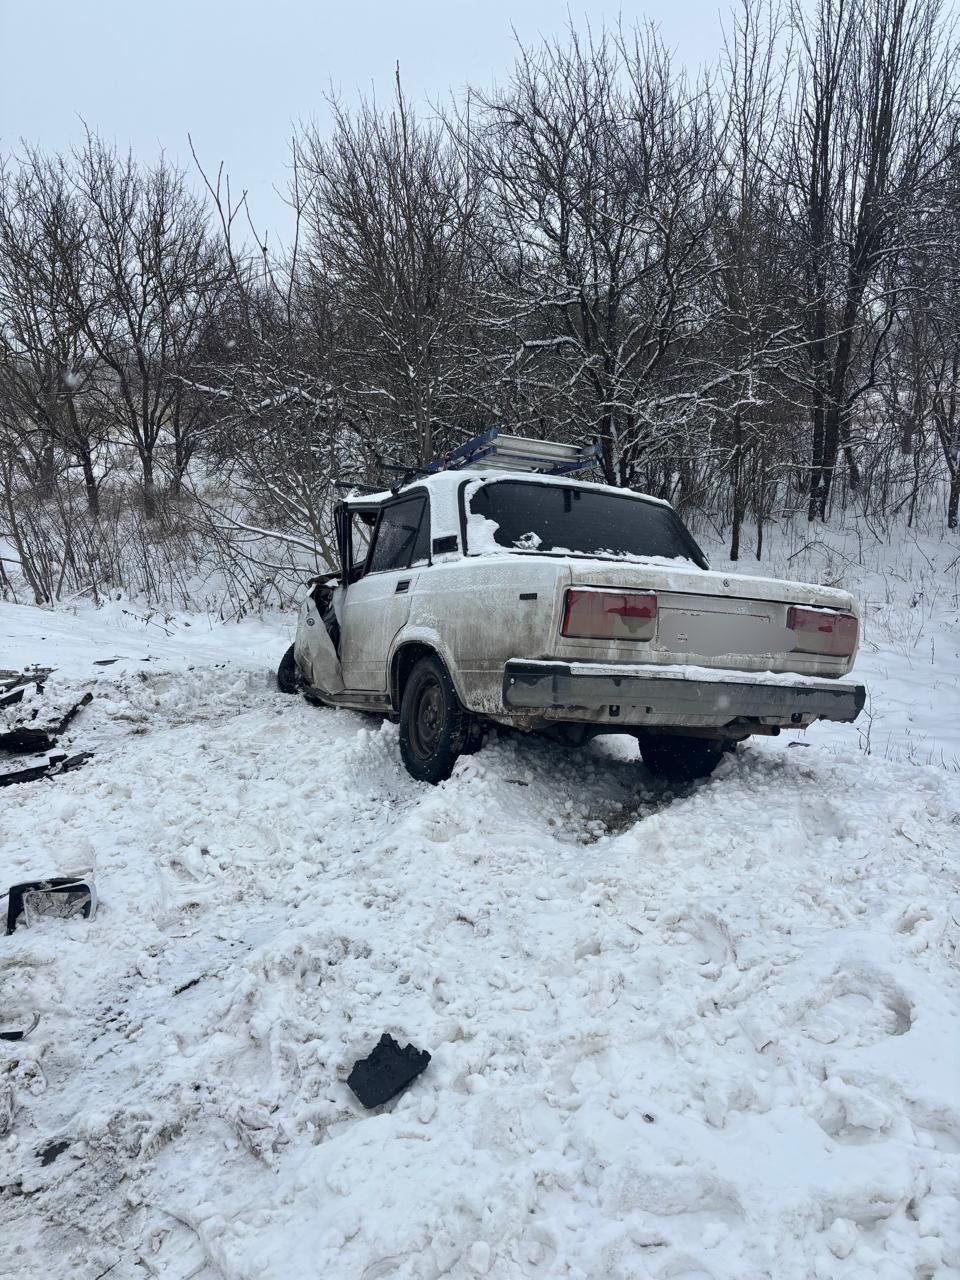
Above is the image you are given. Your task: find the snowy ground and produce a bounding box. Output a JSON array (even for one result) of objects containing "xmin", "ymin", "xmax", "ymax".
[{"xmin": 1, "ymin": 528, "xmax": 959, "ymax": 1280}]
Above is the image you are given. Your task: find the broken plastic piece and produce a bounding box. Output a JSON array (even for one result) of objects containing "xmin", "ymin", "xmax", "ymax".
[
  {"xmin": 0, "ymin": 690, "xmax": 92, "ymax": 755},
  {"xmin": 0, "ymin": 750, "xmax": 94, "ymax": 788},
  {"xmin": 5, "ymin": 876, "xmax": 97, "ymax": 935},
  {"xmin": 347, "ymin": 1033, "xmax": 431, "ymax": 1108},
  {"xmin": 0, "ymin": 1012, "xmax": 40, "ymax": 1042},
  {"xmin": 38, "ymin": 1139, "xmax": 70, "ymax": 1166}
]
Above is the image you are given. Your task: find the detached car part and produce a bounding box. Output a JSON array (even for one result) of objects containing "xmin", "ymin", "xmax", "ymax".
[
  {"xmin": 347, "ymin": 1033, "xmax": 431, "ymax": 1108},
  {"xmin": 6, "ymin": 875, "xmax": 98, "ymax": 935}
]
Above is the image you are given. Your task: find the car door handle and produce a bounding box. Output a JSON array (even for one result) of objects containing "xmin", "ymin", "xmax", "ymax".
[{"xmin": 395, "ymin": 580, "xmax": 410, "ymax": 594}]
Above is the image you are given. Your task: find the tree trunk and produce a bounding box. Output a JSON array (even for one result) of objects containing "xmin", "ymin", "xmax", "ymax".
[
  {"xmin": 79, "ymin": 448, "xmax": 99, "ymax": 517},
  {"xmin": 600, "ymin": 429, "xmax": 617, "ymax": 487},
  {"xmin": 37, "ymin": 429, "xmax": 57, "ymax": 500},
  {"xmin": 141, "ymin": 451, "xmax": 159, "ymax": 519},
  {"xmin": 64, "ymin": 400, "xmax": 98, "ymax": 516},
  {"xmin": 807, "ymin": 397, "xmax": 826, "ymax": 521},
  {"xmin": 728, "ymin": 412, "xmax": 744, "ymax": 561},
  {"xmin": 169, "ymin": 430, "xmax": 185, "ymax": 498}
]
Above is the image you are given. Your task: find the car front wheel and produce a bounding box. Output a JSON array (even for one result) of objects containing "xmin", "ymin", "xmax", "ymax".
[
  {"xmin": 638, "ymin": 732, "xmax": 726, "ymax": 782},
  {"xmin": 399, "ymin": 654, "xmax": 471, "ymax": 784},
  {"xmin": 277, "ymin": 643, "xmax": 302, "ymax": 694}
]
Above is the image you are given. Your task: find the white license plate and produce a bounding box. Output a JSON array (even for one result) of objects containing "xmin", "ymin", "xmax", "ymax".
[{"xmin": 658, "ymin": 609, "xmax": 793, "ymax": 658}]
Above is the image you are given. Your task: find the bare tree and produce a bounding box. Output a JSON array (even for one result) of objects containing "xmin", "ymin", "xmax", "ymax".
[
  {"xmin": 70, "ymin": 134, "xmax": 228, "ymax": 517},
  {"xmin": 784, "ymin": 0, "xmax": 958, "ymax": 519},
  {"xmin": 472, "ymin": 27, "xmax": 724, "ymax": 492},
  {"xmin": 186, "ymin": 139, "xmax": 360, "ymax": 570},
  {"xmin": 713, "ymin": 0, "xmax": 802, "ymax": 557},
  {"xmin": 897, "ymin": 138, "xmax": 960, "ymax": 526},
  {"xmin": 299, "ymin": 73, "xmax": 483, "ymax": 469},
  {"xmin": 0, "ymin": 150, "xmax": 104, "ymax": 513}
]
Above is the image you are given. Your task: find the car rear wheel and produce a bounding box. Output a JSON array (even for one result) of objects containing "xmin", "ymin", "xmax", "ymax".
[
  {"xmin": 399, "ymin": 654, "xmax": 471, "ymax": 784},
  {"xmin": 277, "ymin": 644, "xmax": 302, "ymax": 694},
  {"xmin": 639, "ymin": 733, "xmax": 726, "ymax": 782}
]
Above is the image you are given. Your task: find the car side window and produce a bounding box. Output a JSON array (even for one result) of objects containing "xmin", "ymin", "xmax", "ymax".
[
  {"xmin": 409, "ymin": 504, "xmax": 431, "ymax": 566},
  {"xmin": 367, "ymin": 496, "xmax": 429, "ymax": 574}
]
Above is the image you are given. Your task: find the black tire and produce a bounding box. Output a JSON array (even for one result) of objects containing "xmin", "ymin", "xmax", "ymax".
[
  {"xmin": 398, "ymin": 654, "xmax": 471, "ymax": 784},
  {"xmin": 639, "ymin": 733, "xmax": 726, "ymax": 782},
  {"xmin": 277, "ymin": 643, "xmax": 301, "ymax": 694}
]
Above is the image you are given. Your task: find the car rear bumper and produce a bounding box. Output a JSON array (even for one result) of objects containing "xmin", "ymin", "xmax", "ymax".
[{"xmin": 501, "ymin": 659, "xmax": 866, "ymax": 728}]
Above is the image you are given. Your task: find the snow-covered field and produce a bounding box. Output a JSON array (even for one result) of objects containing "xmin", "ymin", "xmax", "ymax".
[{"xmin": 1, "ymin": 521, "xmax": 959, "ymax": 1280}]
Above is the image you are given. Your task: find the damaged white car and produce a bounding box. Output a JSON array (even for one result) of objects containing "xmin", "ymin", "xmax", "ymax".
[{"xmin": 278, "ymin": 431, "xmax": 865, "ymax": 783}]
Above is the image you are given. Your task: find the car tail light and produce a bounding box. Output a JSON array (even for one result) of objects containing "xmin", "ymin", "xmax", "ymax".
[
  {"xmin": 561, "ymin": 589, "xmax": 658, "ymax": 641},
  {"xmin": 787, "ymin": 605, "xmax": 858, "ymax": 656}
]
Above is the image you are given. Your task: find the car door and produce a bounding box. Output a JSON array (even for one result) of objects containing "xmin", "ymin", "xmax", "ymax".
[{"xmin": 339, "ymin": 492, "xmax": 431, "ymax": 691}]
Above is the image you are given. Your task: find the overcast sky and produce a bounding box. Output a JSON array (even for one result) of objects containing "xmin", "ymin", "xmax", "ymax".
[{"xmin": 0, "ymin": 0, "xmax": 725, "ymax": 242}]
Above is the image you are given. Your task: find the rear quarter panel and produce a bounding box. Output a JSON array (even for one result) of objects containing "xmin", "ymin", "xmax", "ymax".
[{"xmin": 395, "ymin": 556, "xmax": 570, "ymax": 713}]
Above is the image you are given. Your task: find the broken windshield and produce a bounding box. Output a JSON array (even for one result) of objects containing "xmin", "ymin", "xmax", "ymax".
[{"xmin": 466, "ymin": 480, "xmax": 708, "ymax": 568}]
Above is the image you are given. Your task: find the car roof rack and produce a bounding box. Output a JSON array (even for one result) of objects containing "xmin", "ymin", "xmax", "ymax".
[{"xmin": 418, "ymin": 427, "xmax": 602, "ymax": 479}]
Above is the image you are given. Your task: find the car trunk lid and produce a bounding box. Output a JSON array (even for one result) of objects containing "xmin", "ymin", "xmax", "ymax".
[{"xmin": 555, "ymin": 559, "xmax": 857, "ymax": 674}]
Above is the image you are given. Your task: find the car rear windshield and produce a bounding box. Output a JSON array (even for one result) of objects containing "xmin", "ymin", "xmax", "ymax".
[{"xmin": 467, "ymin": 480, "xmax": 708, "ymax": 568}]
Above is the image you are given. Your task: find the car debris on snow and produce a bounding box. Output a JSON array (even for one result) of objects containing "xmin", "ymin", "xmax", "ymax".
[
  {"xmin": 0, "ymin": 749, "xmax": 94, "ymax": 788},
  {"xmin": 347, "ymin": 1033, "xmax": 432, "ymax": 1108},
  {"xmin": 37, "ymin": 1140, "xmax": 71, "ymax": 1167},
  {"xmin": 0, "ymin": 688, "xmax": 92, "ymax": 754},
  {"xmin": 5, "ymin": 875, "xmax": 97, "ymax": 934},
  {"xmin": 0, "ymin": 666, "xmax": 53, "ymax": 702},
  {"xmin": 0, "ymin": 1012, "xmax": 40, "ymax": 1042},
  {"xmin": 0, "ymin": 671, "xmax": 94, "ymax": 784}
]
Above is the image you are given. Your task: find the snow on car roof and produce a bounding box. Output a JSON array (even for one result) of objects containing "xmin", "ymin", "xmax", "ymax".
[{"xmin": 341, "ymin": 469, "xmax": 673, "ymax": 509}]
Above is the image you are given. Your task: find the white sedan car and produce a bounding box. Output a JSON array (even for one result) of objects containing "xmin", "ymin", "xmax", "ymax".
[{"xmin": 279, "ymin": 439, "xmax": 864, "ymax": 783}]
